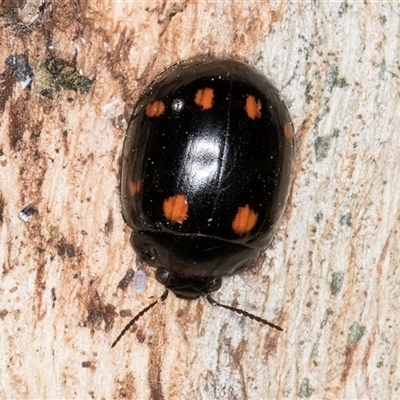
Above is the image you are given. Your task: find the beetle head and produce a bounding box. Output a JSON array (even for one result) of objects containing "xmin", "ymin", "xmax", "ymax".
[{"xmin": 155, "ymin": 267, "xmax": 222, "ymax": 300}]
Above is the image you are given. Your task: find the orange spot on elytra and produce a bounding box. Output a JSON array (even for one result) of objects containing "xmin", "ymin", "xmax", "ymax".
[
  {"xmin": 145, "ymin": 101, "xmax": 165, "ymax": 117},
  {"xmin": 194, "ymin": 88, "xmax": 214, "ymax": 110},
  {"xmin": 128, "ymin": 180, "xmax": 141, "ymax": 196},
  {"xmin": 232, "ymin": 205, "xmax": 259, "ymax": 235},
  {"xmin": 163, "ymin": 194, "xmax": 189, "ymax": 224},
  {"xmin": 245, "ymin": 95, "xmax": 262, "ymax": 119},
  {"xmin": 283, "ymin": 122, "xmax": 294, "ymax": 140}
]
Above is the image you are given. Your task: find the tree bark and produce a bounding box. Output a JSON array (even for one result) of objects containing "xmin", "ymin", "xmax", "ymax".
[{"xmin": 0, "ymin": 1, "xmax": 399, "ymax": 399}]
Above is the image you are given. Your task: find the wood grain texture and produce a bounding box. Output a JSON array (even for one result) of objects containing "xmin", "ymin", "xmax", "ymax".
[{"xmin": 0, "ymin": 1, "xmax": 399, "ymax": 399}]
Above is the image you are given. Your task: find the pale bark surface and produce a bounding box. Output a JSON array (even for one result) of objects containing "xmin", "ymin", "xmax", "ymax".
[{"xmin": 0, "ymin": 2, "xmax": 399, "ymax": 399}]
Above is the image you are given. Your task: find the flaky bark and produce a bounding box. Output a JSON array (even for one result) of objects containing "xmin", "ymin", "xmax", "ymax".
[{"xmin": 0, "ymin": 2, "xmax": 399, "ymax": 399}]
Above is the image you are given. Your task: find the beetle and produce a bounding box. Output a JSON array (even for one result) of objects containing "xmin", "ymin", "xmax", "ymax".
[{"xmin": 113, "ymin": 57, "xmax": 294, "ymax": 347}]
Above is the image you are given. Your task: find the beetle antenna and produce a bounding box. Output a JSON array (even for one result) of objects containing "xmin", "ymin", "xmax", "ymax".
[
  {"xmin": 111, "ymin": 290, "xmax": 169, "ymax": 348},
  {"xmin": 206, "ymin": 295, "xmax": 283, "ymax": 331}
]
